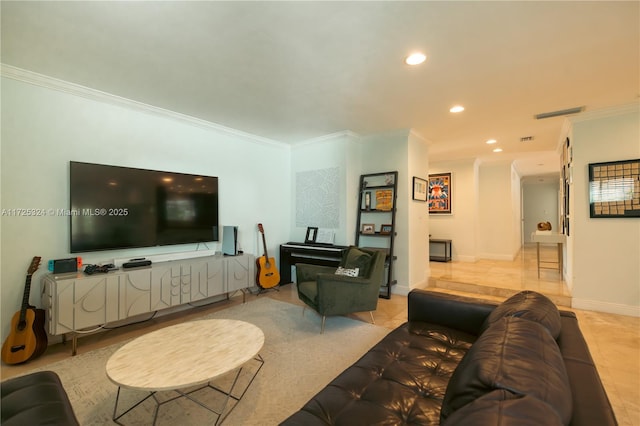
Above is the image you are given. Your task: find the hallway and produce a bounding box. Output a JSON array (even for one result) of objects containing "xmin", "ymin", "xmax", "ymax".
[{"xmin": 428, "ymin": 243, "xmax": 571, "ymax": 306}]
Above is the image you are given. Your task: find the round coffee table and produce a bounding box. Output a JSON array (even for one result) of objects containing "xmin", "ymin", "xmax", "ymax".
[{"xmin": 106, "ymin": 319, "xmax": 264, "ymax": 425}]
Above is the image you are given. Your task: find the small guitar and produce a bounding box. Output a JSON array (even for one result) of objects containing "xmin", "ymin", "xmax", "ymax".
[
  {"xmin": 256, "ymin": 223, "xmax": 280, "ymax": 289},
  {"xmin": 2, "ymin": 256, "xmax": 48, "ymax": 365}
]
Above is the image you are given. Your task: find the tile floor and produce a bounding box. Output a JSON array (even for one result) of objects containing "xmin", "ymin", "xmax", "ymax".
[{"xmin": 2, "ymin": 245, "xmax": 638, "ymax": 425}]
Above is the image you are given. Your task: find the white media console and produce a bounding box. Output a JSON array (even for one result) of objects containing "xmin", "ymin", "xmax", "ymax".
[{"xmin": 42, "ymin": 253, "xmax": 255, "ymax": 355}]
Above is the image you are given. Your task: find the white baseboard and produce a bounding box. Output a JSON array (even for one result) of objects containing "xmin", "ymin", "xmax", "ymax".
[
  {"xmin": 454, "ymin": 255, "xmax": 477, "ymax": 262},
  {"xmin": 477, "ymin": 253, "xmax": 517, "ymax": 261},
  {"xmin": 572, "ymin": 298, "xmax": 640, "ymax": 317}
]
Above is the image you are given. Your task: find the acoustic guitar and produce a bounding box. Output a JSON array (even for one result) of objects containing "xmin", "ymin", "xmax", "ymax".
[
  {"xmin": 256, "ymin": 223, "xmax": 280, "ymax": 289},
  {"xmin": 2, "ymin": 256, "xmax": 48, "ymax": 365}
]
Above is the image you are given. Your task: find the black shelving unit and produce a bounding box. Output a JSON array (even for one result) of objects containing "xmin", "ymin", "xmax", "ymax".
[{"xmin": 355, "ymin": 171, "xmax": 398, "ymax": 299}]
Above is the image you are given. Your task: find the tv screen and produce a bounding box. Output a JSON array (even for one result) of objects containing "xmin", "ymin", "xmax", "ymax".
[{"xmin": 70, "ymin": 161, "xmax": 219, "ymax": 253}]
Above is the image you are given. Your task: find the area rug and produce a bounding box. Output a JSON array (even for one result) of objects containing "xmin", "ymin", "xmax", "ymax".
[{"xmin": 25, "ymin": 298, "xmax": 391, "ymax": 425}]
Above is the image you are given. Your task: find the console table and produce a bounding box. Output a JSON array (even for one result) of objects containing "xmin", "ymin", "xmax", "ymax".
[
  {"xmin": 279, "ymin": 243, "xmax": 348, "ymax": 284},
  {"xmin": 429, "ymin": 239, "xmax": 452, "ymax": 262},
  {"xmin": 530, "ymin": 232, "xmax": 565, "ymax": 278},
  {"xmin": 42, "ymin": 254, "xmax": 255, "ymax": 355}
]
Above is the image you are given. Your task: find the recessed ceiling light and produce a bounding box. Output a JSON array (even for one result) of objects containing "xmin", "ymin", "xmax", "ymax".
[
  {"xmin": 486, "ymin": 139, "xmax": 497, "ymax": 144},
  {"xmin": 449, "ymin": 105, "xmax": 465, "ymax": 113},
  {"xmin": 493, "ymin": 148, "xmax": 503, "ymax": 153},
  {"xmin": 405, "ymin": 53, "xmax": 426, "ymax": 65}
]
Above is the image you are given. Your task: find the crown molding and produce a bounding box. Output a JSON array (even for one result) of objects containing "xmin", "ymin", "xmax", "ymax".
[
  {"xmin": 0, "ymin": 64, "xmax": 287, "ymax": 148},
  {"xmin": 569, "ymin": 101, "xmax": 640, "ymax": 123},
  {"xmin": 293, "ymin": 130, "xmax": 362, "ymax": 148}
]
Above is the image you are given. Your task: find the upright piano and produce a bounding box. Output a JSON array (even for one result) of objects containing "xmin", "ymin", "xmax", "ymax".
[{"xmin": 279, "ymin": 242, "xmax": 349, "ymax": 284}]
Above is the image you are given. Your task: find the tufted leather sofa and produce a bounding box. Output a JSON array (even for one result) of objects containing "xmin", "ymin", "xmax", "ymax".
[
  {"xmin": 281, "ymin": 289, "xmax": 618, "ymax": 426},
  {"xmin": 1, "ymin": 370, "xmax": 79, "ymax": 426}
]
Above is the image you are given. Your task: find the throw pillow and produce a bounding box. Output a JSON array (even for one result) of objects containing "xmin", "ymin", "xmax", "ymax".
[
  {"xmin": 480, "ymin": 290, "xmax": 562, "ymax": 339},
  {"xmin": 440, "ymin": 316, "xmax": 572, "ymax": 425},
  {"xmin": 342, "ymin": 247, "xmax": 373, "ymax": 277},
  {"xmin": 335, "ymin": 266, "xmax": 359, "ymax": 277}
]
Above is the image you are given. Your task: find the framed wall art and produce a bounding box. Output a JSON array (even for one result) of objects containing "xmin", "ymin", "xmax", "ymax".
[
  {"xmin": 588, "ymin": 159, "xmax": 640, "ymax": 218},
  {"xmin": 428, "ymin": 172, "xmax": 452, "ymax": 214},
  {"xmin": 412, "ymin": 177, "xmax": 428, "ymax": 202},
  {"xmin": 305, "ymin": 227, "xmax": 318, "ymax": 243}
]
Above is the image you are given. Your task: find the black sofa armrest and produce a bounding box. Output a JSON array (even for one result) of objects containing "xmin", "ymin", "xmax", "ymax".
[
  {"xmin": 557, "ymin": 312, "xmax": 618, "ymax": 426},
  {"xmin": 408, "ymin": 289, "xmax": 497, "ymax": 336},
  {"xmin": 1, "ymin": 371, "xmax": 79, "ymax": 426}
]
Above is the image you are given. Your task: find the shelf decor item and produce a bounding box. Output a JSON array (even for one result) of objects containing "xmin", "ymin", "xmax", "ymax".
[
  {"xmin": 428, "ymin": 172, "xmax": 452, "ymax": 214},
  {"xmin": 588, "ymin": 159, "xmax": 640, "ymax": 218},
  {"xmin": 412, "ymin": 177, "xmax": 428, "ymax": 202},
  {"xmin": 364, "ymin": 191, "xmax": 371, "ymax": 210},
  {"xmin": 305, "ymin": 227, "xmax": 318, "ymax": 243},
  {"xmin": 361, "ymin": 223, "xmax": 376, "ymax": 234},
  {"xmin": 380, "ymin": 224, "xmax": 393, "ymax": 235},
  {"xmin": 375, "ymin": 190, "xmax": 393, "ymax": 211}
]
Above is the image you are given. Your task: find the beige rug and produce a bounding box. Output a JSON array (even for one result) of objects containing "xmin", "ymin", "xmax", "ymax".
[{"xmin": 25, "ymin": 298, "xmax": 391, "ymax": 425}]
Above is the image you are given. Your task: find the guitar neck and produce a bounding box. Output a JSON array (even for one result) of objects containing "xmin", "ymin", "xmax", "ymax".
[
  {"xmin": 261, "ymin": 233, "xmax": 270, "ymax": 259},
  {"xmin": 18, "ymin": 275, "xmax": 33, "ymax": 323}
]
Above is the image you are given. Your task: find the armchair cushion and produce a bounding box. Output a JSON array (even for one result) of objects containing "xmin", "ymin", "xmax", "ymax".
[{"xmin": 342, "ymin": 246, "xmax": 374, "ymax": 277}]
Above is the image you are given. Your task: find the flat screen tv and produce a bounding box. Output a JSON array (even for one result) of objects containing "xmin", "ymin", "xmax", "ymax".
[{"xmin": 70, "ymin": 161, "xmax": 219, "ymax": 253}]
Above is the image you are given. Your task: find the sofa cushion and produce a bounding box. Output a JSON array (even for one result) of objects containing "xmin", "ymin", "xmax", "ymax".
[
  {"xmin": 341, "ymin": 247, "xmax": 373, "ymax": 277},
  {"xmin": 481, "ymin": 290, "xmax": 562, "ymax": 339},
  {"xmin": 280, "ymin": 321, "xmax": 477, "ymax": 425},
  {"xmin": 441, "ymin": 390, "xmax": 563, "ymax": 426},
  {"xmin": 440, "ymin": 316, "xmax": 572, "ymax": 425},
  {"xmin": 1, "ymin": 371, "xmax": 79, "ymax": 426}
]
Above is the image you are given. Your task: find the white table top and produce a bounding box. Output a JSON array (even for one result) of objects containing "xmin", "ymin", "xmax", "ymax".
[
  {"xmin": 106, "ymin": 319, "xmax": 264, "ymax": 392},
  {"xmin": 530, "ymin": 232, "xmax": 566, "ymax": 244}
]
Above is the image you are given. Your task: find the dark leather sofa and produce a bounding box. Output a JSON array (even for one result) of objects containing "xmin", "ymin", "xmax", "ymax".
[
  {"xmin": 281, "ymin": 289, "xmax": 617, "ymax": 426},
  {"xmin": 1, "ymin": 370, "xmax": 79, "ymax": 426}
]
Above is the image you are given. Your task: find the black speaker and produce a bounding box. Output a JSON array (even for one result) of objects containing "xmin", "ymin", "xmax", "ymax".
[{"xmin": 122, "ymin": 260, "xmax": 152, "ymax": 269}]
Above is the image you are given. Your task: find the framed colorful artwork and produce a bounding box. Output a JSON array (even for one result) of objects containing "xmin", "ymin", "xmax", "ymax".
[{"xmin": 428, "ymin": 172, "xmax": 452, "ymax": 214}]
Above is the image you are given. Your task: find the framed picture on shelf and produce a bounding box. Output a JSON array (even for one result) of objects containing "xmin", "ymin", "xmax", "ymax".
[
  {"xmin": 361, "ymin": 223, "xmax": 376, "ymax": 234},
  {"xmin": 428, "ymin": 172, "xmax": 452, "ymax": 214},
  {"xmin": 412, "ymin": 177, "xmax": 427, "ymax": 202},
  {"xmin": 305, "ymin": 227, "xmax": 318, "ymax": 243},
  {"xmin": 380, "ymin": 224, "xmax": 393, "ymax": 235}
]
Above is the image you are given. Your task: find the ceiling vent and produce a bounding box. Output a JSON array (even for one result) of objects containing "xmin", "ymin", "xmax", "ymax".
[
  {"xmin": 520, "ymin": 136, "xmax": 534, "ymax": 142},
  {"xmin": 534, "ymin": 106, "xmax": 584, "ymax": 120}
]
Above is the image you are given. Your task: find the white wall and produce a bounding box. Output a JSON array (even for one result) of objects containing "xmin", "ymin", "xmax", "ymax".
[
  {"xmin": 290, "ymin": 132, "xmax": 361, "ymax": 245},
  {"xmin": 291, "ymin": 129, "xmax": 430, "ymax": 295},
  {"xmin": 523, "ymin": 180, "xmax": 560, "ymax": 242},
  {"xmin": 477, "ymin": 161, "xmax": 521, "ymax": 260},
  {"xmin": 0, "ymin": 77, "xmax": 292, "ymax": 340},
  {"xmin": 568, "ymin": 105, "xmax": 640, "ymax": 316},
  {"xmin": 360, "ymin": 130, "xmax": 411, "ymax": 294},
  {"xmin": 429, "ymin": 159, "xmax": 479, "ymax": 261},
  {"xmin": 407, "ymin": 131, "xmax": 430, "ymax": 290}
]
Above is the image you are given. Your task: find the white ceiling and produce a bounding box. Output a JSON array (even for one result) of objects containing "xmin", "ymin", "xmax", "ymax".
[{"xmin": 1, "ymin": 1, "xmax": 638, "ymax": 177}]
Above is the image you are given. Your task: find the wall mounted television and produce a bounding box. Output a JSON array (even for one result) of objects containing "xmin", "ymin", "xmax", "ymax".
[{"xmin": 70, "ymin": 161, "xmax": 219, "ymax": 253}]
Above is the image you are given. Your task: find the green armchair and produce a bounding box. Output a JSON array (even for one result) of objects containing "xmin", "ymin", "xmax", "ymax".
[{"xmin": 296, "ymin": 246, "xmax": 386, "ymax": 333}]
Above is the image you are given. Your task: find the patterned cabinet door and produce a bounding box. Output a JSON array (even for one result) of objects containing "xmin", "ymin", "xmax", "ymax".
[
  {"xmin": 226, "ymin": 254, "xmax": 254, "ymax": 293},
  {"xmin": 186, "ymin": 258, "xmax": 223, "ymax": 301},
  {"xmin": 120, "ymin": 269, "xmax": 152, "ymax": 319},
  {"xmin": 151, "ymin": 264, "xmax": 182, "ymax": 309},
  {"xmin": 73, "ymin": 274, "xmax": 121, "ymax": 330}
]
